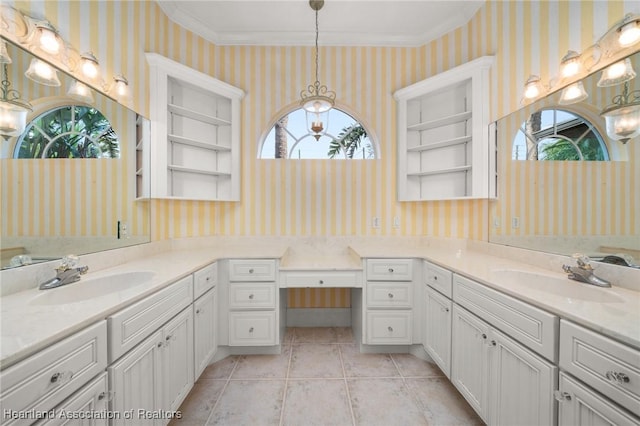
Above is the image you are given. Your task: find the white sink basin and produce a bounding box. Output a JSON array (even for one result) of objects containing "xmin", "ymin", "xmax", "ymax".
[
  {"xmin": 30, "ymin": 271, "xmax": 156, "ymax": 305},
  {"xmin": 490, "ymin": 269, "xmax": 624, "ymax": 303}
]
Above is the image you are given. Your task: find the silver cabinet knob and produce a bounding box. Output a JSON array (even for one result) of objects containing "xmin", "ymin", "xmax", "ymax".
[
  {"xmin": 387, "ymin": 326, "xmax": 393, "ymax": 332},
  {"xmin": 433, "ymin": 276, "xmax": 438, "ymax": 281},
  {"xmin": 319, "ymin": 280, "xmax": 324, "ymax": 284},
  {"xmin": 553, "ymin": 390, "xmax": 572, "ymax": 402},
  {"xmin": 481, "ymin": 333, "xmax": 487, "ymax": 340},
  {"xmin": 249, "ymin": 327, "xmax": 254, "ymax": 333},
  {"xmin": 490, "ymin": 340, "xmax": 497, "ymax": 346},
  {"xmin": 50, "ymin": 371, "xmax": 72, "ymax": 384},
  {"xmin": 195, "ymin": 308, "xmax": 201, "ymax": 314},
  {"xmin": 249, "ymin": 268, "xmax": 254, "ymax": 274},
  {"xmin": 605, "ymin": 371, "xmax": 630, "ymax": 384},
  {"xmin": 206, "ymin": 276, "xmax": 211, "ymax": 281},
  {"xmin": 441, "ymin": 307, "xmax": 450, "ymax": 312},
  {"xmin": 388, "ymin": 268, "xmax": 394, "ymax": 273},
  {"xmin": 249, "ymin": 294, "xmax": 254, "ymax": 299},
  {"xmin": 157, "ymin": 341, "xmax": 164, "ymax": 348},
  {"xmin": 388, "ymin": 293, "xmax": 394, "ymax": 298}
]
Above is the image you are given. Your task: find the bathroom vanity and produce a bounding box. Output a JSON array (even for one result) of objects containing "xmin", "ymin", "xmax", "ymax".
[{"xmin": 0, "ymin": 238, "xmax": 638, "ymax": 425}]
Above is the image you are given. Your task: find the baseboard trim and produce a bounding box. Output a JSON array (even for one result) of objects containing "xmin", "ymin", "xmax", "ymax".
[{"xmin": 286, "ymin": 308, "xmax": 351, "ymax": 327}]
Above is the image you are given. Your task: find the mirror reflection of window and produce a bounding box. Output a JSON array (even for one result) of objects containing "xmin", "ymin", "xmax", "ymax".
[
  {"xmin": 14, "ymin": 105, "xmax": 119, "ymax": 158},
  {"xmin": 259, "ymin": 108, "xmax": 376, "ymax": 159},
  {"xmin": 512, "ymin": 109, "xmax": 609, "ymax": 161}
]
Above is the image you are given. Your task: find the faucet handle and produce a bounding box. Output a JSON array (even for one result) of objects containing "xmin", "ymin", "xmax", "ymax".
[
  {"xmin": 57, "ymin": 254, "xmax": 79, "ymax": 271},
  {"xmin": 572, "ymin": 253, "xmax": 593, "ymax": 270}
]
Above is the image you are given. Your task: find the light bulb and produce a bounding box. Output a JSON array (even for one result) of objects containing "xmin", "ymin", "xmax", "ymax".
[
  {"xmin": 36, "ymin": 24, "xmax": 60, "ymax": 54},
  {"xmin": 560, "ymin": 51, "xmax": 581, "ymax": 78},
  {"xmin": 522, "ymin": 75, "xmax": 543, "ymax": 100},
  {"xmin": 80, "ymin": 53, "xmax": 100, "ymax": 80},
  {"xmin": 25, "ymin": 58, "xmax": 61, "ymax": 86},
  {"xmin": 112, "ymin": 75, "xmax": 130, "ymax": 99},
  {"xmin": 598, "ymin": 59, "xmax": 636, "ymax": 87},
  {"xmin": 67, "ymin": 80, "xmax": 94, "ymax": 104},
  {"xmin": 619, "ymin": 20, "xmax": 640, "ymax": 47},
  {"xmin": 559, "ymin": 82, "xmax": 588, "ymax": 105}
]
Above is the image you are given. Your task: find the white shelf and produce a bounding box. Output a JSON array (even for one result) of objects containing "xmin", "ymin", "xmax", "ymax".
[
  {"xmin": 168, "ymin": 134, "xmax": 231, "ymax": 152},
  {"xmin": 168, "ymin": 165, "xmax": 232, "ymax": 177},
  {"xmin": 408, "ymin": 165, "xmax": 472, "ymax": 177},
  {"xmin": 168, "ymin": 104, "xmax": 231, "ymax": 126},
  {"xmin": 407, "ymin": 135, "xmax": 472, "ymax": 152},
  {"xmin": 407, "ymin": 111, "xmax": 472, "ymax": 132}
]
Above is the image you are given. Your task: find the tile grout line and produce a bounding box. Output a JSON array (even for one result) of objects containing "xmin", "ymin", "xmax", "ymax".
[
  {"xmin": 337, "ymin": 343, "xmax": 358, "ymax": 426},
  {"xmin": 278, "ymin": 331, "xmax": 295, "ymax": 426},
  {"xmin": 389, "ymin": 354, "xmax": 433, "ymax": 425},
  {"xmin": 203, "ymin": 357, "xmax": 240, "ymax": 425}
]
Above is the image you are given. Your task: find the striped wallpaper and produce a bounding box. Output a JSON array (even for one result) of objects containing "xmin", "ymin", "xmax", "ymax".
[{"xmin": 2, "ymin": 1, "xmax": 637, "ymax": 308}]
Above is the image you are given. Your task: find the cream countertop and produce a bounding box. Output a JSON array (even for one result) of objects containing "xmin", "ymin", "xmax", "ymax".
[{"xmin": 1, "ymin": 237, "xmax": 638, "ymax": 370}]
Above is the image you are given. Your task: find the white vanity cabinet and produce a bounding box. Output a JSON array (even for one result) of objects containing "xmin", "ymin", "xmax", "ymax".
[
  {"xmin": 38, "ymin": 373, "xmax": 109, "ymax": 426},
  {"xmin": 226, "ymin": 259, "xmax": 279, "ymax": 346},
  {"xmin": 559, "ymin": 320, "xmax": 640, "ymax": 420},
  {"xmin": 423, "ymin": 261, "xmax": 453, "ymax": 378},
  {"xmin": 363, "ymin": 259, "xmax": 416, "ymax": 345},
  {"xmin": 451, "ymin": 274, "xmax": 558, "ymax": 425},
  {"xmin": 394, "ymin": 56, "xmax": 495, "ymax": 201},
  {"xmin": 146, "ymin": 53, "xmax": 244, "ymax": 201},
  {"xmin": 0, "ymin": 322, "xmax": 107, "ymax": 426},
  {"xmin": 108, "ymin": 307, "xmax": 193, "ymax": 425},
  {"xmin": 193, "ymin": 263, "xmax": 218, "ymax": 379}
]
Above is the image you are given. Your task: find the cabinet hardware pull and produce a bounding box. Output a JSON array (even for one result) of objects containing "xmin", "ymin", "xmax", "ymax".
[
  {"xmin": 249, "ymin": 268, "xmax": 254, "ymax": 274},
  {"xmin": 605, "ymin": 371, "xmax": 630, "ymax": 384},
  {"xmin": 388, "ymin": 293, "xmax": 394, "ymax": 298},
  {"xmin": 444, "ymin": 307, "xmax": 450, "ymax": 312},
  {"xmin": 196, "ymin": 309, "xmax": 201, "ymax": 314},
  {"xmin": 553, "ymin": 391, "xmax": 572, "ymax": 402},
  {"xmin": 166, "ymin": 335, "xmax": 172, "ymax": 341},
  {"xmin": 50, "ymin": 371, "xmax": 73, "ymax": 384},
  {"xmin": 388, "ymin": 268, "xmax": 394, "ymax": 273},
  {"xmin": 157, "ymin": 342, "xmax": 164, "ymax": 348},
  {"xmin": 490, "ymin": 340, "xmax": 497, "ymax": 346},
  {"xmin": 433, "ymin": 276, "xmax": 438, "ymax": 281},
  {"xmin": 319, "ymin": 280, "xmax": 324, "ymax": 284},
  {"xmin": 388, "ymin": 326, "xmax": 393, "ymax": 332},
  {"xmin": 249, "ymin": 327, "xmax": 254, "ymax": 333},
  {"xmin": 206, "ymin": 277, "xmax": 210, "ymax": 281},
  {"xmin": 249, "ymin": 294, "xmax": 254, "ymax": 299},
  {"xmin": 481, "ymin": 333, "xmax": 487, "ymax": 340},
  {"xmin": 98, "ymin": 391, "xmax": 114, "ymax": 402}
]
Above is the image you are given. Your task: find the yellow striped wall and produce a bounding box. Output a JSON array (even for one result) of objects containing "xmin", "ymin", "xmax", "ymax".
[{"xmin": 3, "ymin": 1, "xmax": 636, "ymax": 308}]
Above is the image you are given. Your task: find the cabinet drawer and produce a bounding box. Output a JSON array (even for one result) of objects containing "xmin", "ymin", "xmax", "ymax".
[
  {"xmin": 365, "ymin": 311, "xmax": 412, "ymax": 344},
  {"xmin": 228, "ymin": 282, "xmax": 276, "ymax": 309},
  {"xmin": 228, "ymin": 259, "xmax": 276, "ymax": 282},
  {"xmin": 560, "ymin": 320, "xmax": 640, "ymax": 417},
  {"xmin": 366, "ymin": 259, "xmax": 413, "ymax": 281},
  {"xmin": 453, "ymin": 273, "xmax": 558, "ymax": 362},
  {"xmin": 281, "ymin": 270, "xmax": 361, "ymax": 288},
  {"xmin": 108, "ymin": 275, "xmax": 193, "ymax": 362},
  {"xmin": 366, "ymin": 282, "xmax": 413, "ymax": 308},
  {"xmin": 228, "ymin": 311, "xmax": 277, "ymax": 346},
  {"xmin": 0, "ymin": 322, "xmax": 107, "ymax": 426},
  {"xmin": 424, "ymin": 261, "xmax": 453, "ymax": 298},
  {"xmin": 38, "ymin": 372, "xmax": 109, "ymax": 426},
  {"xmin": 194, "ymin": 262, "xmax": 217, "ymax": 299}
]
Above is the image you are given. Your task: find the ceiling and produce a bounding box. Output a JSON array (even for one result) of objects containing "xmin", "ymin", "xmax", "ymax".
[{"xmin": 156, "ymin": 0, "xmax": 485, "ymax": 47}]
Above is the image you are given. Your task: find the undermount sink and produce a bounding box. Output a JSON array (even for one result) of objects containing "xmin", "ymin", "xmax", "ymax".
[
  {"xmin": 490, "ymin": 269, "xmax": 624, "ymax": 303},
  {"xmin": 30, "ymin": 271, "xmax": 156, "ymax": 305}
]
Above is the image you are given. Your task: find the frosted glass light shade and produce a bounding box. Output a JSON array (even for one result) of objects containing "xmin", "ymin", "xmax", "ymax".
[
  {"xmin": 67, "ymin": 80, "xmax": 94, "ymax": 104},
  {"xmin": 80, "ymin": 52, "xmax": 100, "ymax": 80},
  {"xmin": 597, "ymin": 59, "xmax": 636, "ymax": 87},
  {"xmin": 25, "ymin": 58, "xmax": 61, "ymax": 87},
  {"xmin": 522, "ymin": 75, "xmax": 543, "ymax": 100},
  {"xmin": 619, "ymin": 19, "xmax": 640, "ymax": 47},
  {"xmin": 0, "ymin": 40, "xmax": 12, "ymax": 64},
  {"xmin": 559, "ymin": 82, "xmax": 588, "ymax": 105},
  {"xmin": 111, "ymin": 75, "xmax": 130, "ymax": 100},
  {"xmin": 603, "ymin": 103, "xmax": 640, "ymax": 143},
  {"xmin": 560, "ymin": 50, "xmax": 581, "ymax": 78},
  {"xmin": 35, "ymin": 23, "xmax": 61, "ymax": 55},
  {"xmin": 0, "ymin": 101, "xmax": 29, "ymax": 137}
]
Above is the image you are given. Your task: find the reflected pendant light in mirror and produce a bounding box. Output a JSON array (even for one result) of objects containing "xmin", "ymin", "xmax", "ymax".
[
  {"xmin": 0, "ymin": 63, "xmax": 32, "ymax": 138},
  {"xmin": 601, "ymin": 81, "xmax": 640, "ymax": 144}
]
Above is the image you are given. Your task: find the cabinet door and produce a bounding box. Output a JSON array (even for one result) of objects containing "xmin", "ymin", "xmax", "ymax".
[
  {"xmin": 489, "ymin": 328, "xmax": 557, "ymax": 426},
  {"xmin": 39, "ymin": 373, "xmax": 109, "ymax": 426},
  {"xmin": 424, "ymin": 286, "xmax": 452, "ymax": 378},
  {"xmin": 557, "ymin": 372, "xmax": 640, "ymax": 426},
  {"xmin": 108, "ymin": 330, "xmax": 164, "ymax": 426},
  {"xmin": 162, "ymin": 308, "xmax": 194, "ymax": 412},
  {"xmin": 451, "ymin": 305, "xmax": 490, "ymax": 422},
  {"xmin": 194, "ymin": 287, "xmax": 217, "ymax": 379}
]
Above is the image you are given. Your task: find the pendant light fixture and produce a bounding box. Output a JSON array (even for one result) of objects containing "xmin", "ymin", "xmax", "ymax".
[
  {"xmin": 0, "ymin": 63, "xmax": 33, "ymax": 138},
  {"xmin": 600, "ymin": 81, "xmax": 640, "ymax": 144},
  {"xmin": 300, "ymin": 0, "xmax": 335, "ymax": 141}
]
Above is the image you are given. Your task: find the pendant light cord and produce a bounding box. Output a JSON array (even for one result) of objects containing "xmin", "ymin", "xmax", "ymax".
[{"xmin": 315, "ymin": 7, "xmax": 319, "ymax": 84}]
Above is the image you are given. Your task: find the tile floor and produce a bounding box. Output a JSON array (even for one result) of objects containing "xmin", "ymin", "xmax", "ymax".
[{"xmin": 171, "ymin": 327, "xmax": 484, "ymax": 426}]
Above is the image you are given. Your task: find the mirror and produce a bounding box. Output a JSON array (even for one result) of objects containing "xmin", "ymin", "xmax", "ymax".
[
  {"xmin": 490, "ymin": 51, "xmax": 639, "ymax": 265},
  {"xmin": 0, "ymin": 38, "xmax": 150, "ymax": 269}
]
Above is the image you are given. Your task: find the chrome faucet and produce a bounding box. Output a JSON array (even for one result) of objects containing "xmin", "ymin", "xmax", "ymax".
[
  {"xmin": 39, "ymin": 255, "xmax": 89, "ymax": 290},
  {"xmin": 562, "ymin": 253, "xmax": 611, "ymax": 288}
]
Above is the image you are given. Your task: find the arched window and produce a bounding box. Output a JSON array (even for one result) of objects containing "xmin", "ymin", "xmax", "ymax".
[
  {"xmin": 14, "ymin": 105, "xmax": 119, "ymax": 158},
  {"xmin": 512, "ymin": 108, "xmax": 608, "ymax": 161},
  {"xmin": 259, "ymin": 107, "xmax": 376, "ymax": 159}
]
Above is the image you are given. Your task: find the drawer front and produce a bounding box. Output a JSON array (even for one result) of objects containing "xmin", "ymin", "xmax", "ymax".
[
  {"xmin": 424, "ymin": 261, "xmax": 453, "ymax": 298},
  {"xmin": 108, "ymin": 275, "xmax": 193, "ymax": 362},
  {"xmin": 228, "ymin": 259, "xmax": 276, "ymax": 282},
  {"xmin": 558, "ymin": 372, "xmax": 640, "ymax": 425},
  {"xmin": 0, "ymin": 322, "xmax": 107, "ymax": 426},
  {"xmin": 38, "ymin": 372, "xmax": 109, "ymax": 426},
  {"xmin": 453, "ymin": 273, "xmax": 558, "ymax": 362},
  {"xmin": 228, "ymin": 282, "xmax": 276, "ymax": 309},
  {"xmin": 366, "ymin": 259, "xmax": 413, "ymax": 281},
  {"xmin": 365, "ymin": 311, "xmax": 412, "ymax": 345},
  {"xmin": 366, "ymin": 282, "xmax": 413, "ymax": 308},
  {"xmin": 228, "ymin": 311, "xmax": 277, "ymax": 346},
  {"xmin": 194, "ymin": 262, "xmax": 217, "ymax": 299},
  {"xmin": 281, "ymin": 270, "xmax": 361, "ymax": 288},
  {"xmin": 560, "ymin": 320, "xmax": 640, "ymax": 417}
]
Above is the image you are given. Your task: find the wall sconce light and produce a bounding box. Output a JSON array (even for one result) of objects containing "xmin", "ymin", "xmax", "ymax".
[
  {"xmin": 0, "ymin": 63, "xmax": 33, "ymax": 138},
  {"xmin": 560, "ymin": 50, "xmax": 582, "ymax": 78},
  {"xmin": 67, "ymin": 80, "xmax": 94, "ymax": 104},
  {"xmin": 25, "ymin": 58, "xmax": 61, "ymax": 86},
  {"xmin": 79, "ymin": 52, "xmax": 100, "ymax": 81},
  {"xmin": 618, "ymin": 16, "xmax": 640, "ymax": 47},
  {"xmin": 0, "ymin": 39, "xmax": 12, "ymax": 64},
  {"xmin": 522, "ymin": 75, "xmax": 544, "ymax": 101},
  {"xmin": 33, "ymin": 21, "xmax": 61, "ymax": 55},
  {"xmin": 598, "ymin": 58, "xmax": 636, "ymax": 87},
  {"xmin": 110, "ymin": 74, "xmax": 130, "ymax": 99},
  {"xmin": 601, "ymin": 81, "xmax": 640, "ymax": 144},
  {"xmin": 558, "ymin": 81, "xmax": 589, "ymax": 105}
]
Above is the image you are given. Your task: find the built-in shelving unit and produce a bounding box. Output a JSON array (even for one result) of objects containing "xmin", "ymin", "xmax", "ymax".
[
  {"xmin": 146, "ymin": 53, "xmax": 244, "ymax": 201},
  {"xmin": 135, "ymin": 114, "xmax": 150, "ymax": 200},
  {"xmin": 394, "ymin": 56, "xmax": 495, "ymax": 201}
]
